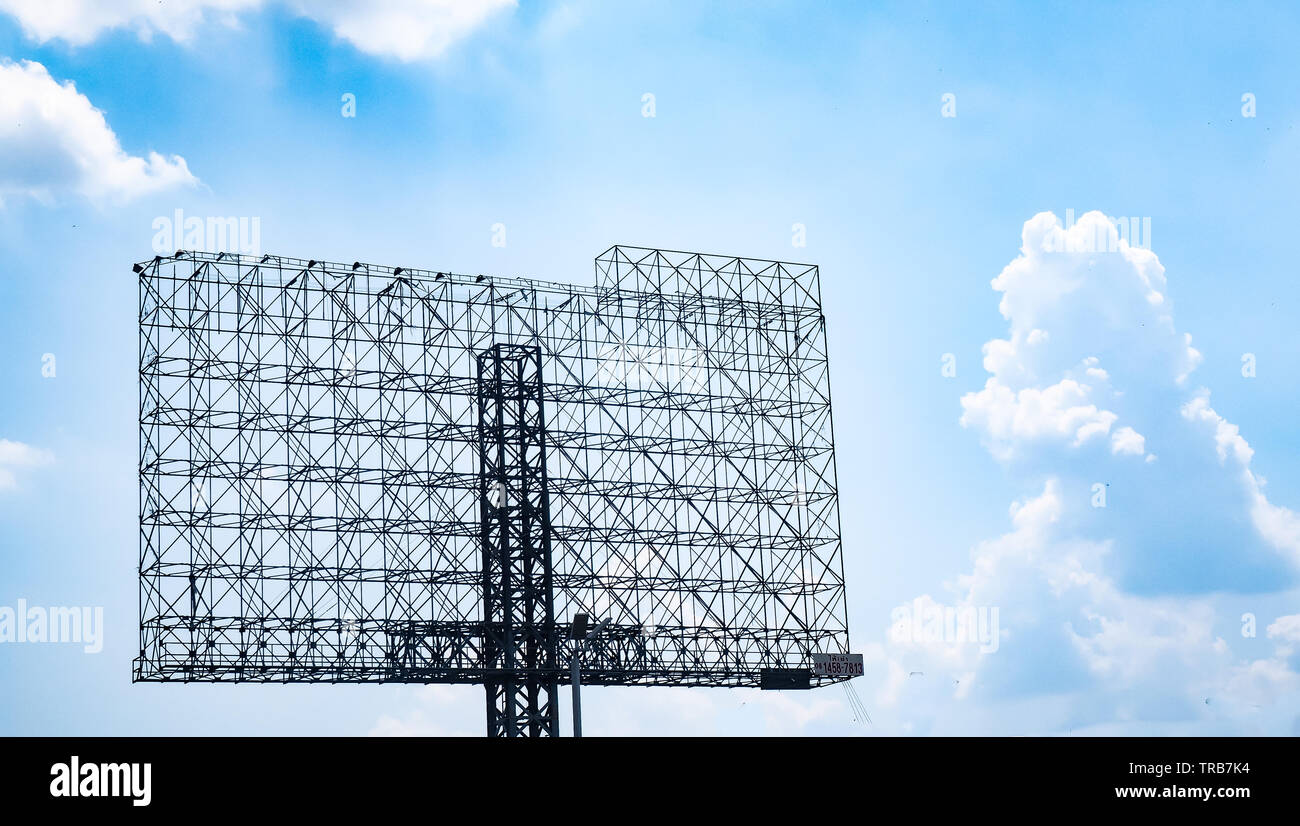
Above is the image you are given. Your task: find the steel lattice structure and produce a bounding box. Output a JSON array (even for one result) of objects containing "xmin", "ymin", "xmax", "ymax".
[{"xmin": 136, "ymin": 245, "xmax": 850, "ymax": 734}]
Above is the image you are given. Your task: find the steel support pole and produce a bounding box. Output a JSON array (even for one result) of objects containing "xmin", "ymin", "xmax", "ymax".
[{"xmin": 571, "ymin": 655, "xmax": 582, "ymax": 738}]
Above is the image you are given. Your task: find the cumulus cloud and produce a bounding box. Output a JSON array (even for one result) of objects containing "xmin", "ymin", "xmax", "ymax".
[
  {"xmin": 877, "ymin": 211, "xmax": 1300, "ymax": 733},
  {"xmin": 883, "ymin": 482, "xmax": 1222, "ymax": 702},
  {"xmin": 961, "ymin": 375, "xmax": 1122, "ymax": 459},
  {"xmin": 0, "ymin": 59, "xmax": 197, "ymax": 205},
  {"xmin": 0, "ymin": 0, "xmax": 516, "ymax": 61},
  {"xmin": 1109, "ymin": 425, "xmax": 1145, "ymax": 457},
  {"xmin": 0, "ymin": 438, "xmax": 53, "ymax": 491},
  {"xmin": 873, "ymin": 476, "xmax": 1298, "ymax": 733},
  {"xmin": 1182, "ymin": 391, "xmax": 1300, "ymax": 564},
  {"xmin": 958, "ymin": 211, "xmax": 1203, "ymax": 462},
  {"xmin": 960, "ymin": 211, "xmax": 1299, "ymax": 568}
]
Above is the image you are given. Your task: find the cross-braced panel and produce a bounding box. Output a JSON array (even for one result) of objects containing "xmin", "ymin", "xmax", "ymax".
[{"xmin": 137, "ymin": 245, "xmax": 849, "ymax": 687}]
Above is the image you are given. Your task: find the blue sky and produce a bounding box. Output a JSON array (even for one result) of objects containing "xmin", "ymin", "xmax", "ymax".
[{"xmin": 1, "ymin": 0, "xmax": 1299, "ymax": 735}]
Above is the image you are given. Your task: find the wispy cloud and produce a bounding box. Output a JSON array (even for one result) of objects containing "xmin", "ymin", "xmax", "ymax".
[
  {"xmin": 0, "ymin": 0, "xmax": 516, "ymax": 61},
  {"xmin": 0, "ymin": 438, "xmax": 53, "ymax": 491}
]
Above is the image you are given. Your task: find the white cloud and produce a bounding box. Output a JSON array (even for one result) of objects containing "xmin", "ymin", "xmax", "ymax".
[
  {"xmin": 962, "ymin": 211, "xmax": 1299, "ymax": 566},
  {"xmin": 368, "ymin": 685, "xmax": 479, "ymax": 736},
  {"xmin": 961, "ymin": 376, "xmax": 1121, "ymax": 459},
  {"xmin": 0, "ymin": 0, "xmax": 259, "ymax": 45},
  {"xmin": 0, "ymin": 1, "xmax": 516, "ymax": 60},
  {"xmin": 879, "ymin": 211, "xmax": 1300, "ymax": 733},
  {"xmin": 1267, "ymin": 614, "xmax": 1300, "ymax": 644},
  {"xmin": 0, "ymin": 438, "xmax": 53, "ymax": 491},
  {"xmin": 1263, "ymin": 616, "xmax": 1300, "ymax": 650},
  {"xmin": 0, "ymin": 59, "xmax": 197, "ymax": 205},
  {"xmin": 1181, "ymin": 390, "xmax": 1300, "ymax": 564},
  {"xmin": 873, "ymin": 477, "xmax": 1299, "ymax": 733},
  {"xmin": 1110, "ymin": 425, "xmax": 1145, "ymax": 456},
  {"xmin": 289, "ymin": 1, "xmax": 516, "ymax": 62},
  {"xmin": 1221, "ymin": 656, "xmax": 1300, "ymax": 710},
  {"xmin": 959, "ymin": 211, "xmax": 1203, "ymax": 461},
  {"xmin": 1180, "ymin": 391, "xmax": 1253, "ymax": 466}
]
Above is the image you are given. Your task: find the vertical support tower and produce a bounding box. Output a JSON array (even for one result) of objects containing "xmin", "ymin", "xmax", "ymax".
[{"xmin": 476, "ymin": 344, "xmax": 561, "ymax": 737}]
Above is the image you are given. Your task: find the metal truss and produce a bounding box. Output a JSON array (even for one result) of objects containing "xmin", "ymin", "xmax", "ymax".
[
  {"xmin": 136, "ymin": 245, "xmax": 851, "ymax": 726},
  {"xmin": 477, "ymin": 344, "xmax": 560, "ymax": 736}
]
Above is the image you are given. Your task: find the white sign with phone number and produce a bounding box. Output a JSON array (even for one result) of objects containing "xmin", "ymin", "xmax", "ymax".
[{"xmin": 812, "ymin": 653, "xmax": 863, "ymax": 677}]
